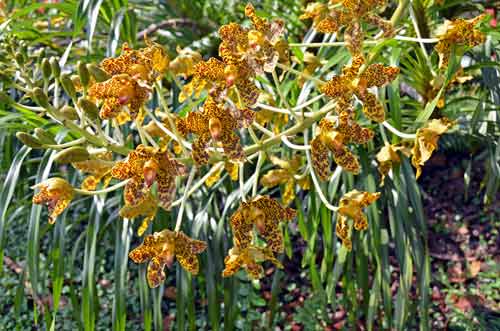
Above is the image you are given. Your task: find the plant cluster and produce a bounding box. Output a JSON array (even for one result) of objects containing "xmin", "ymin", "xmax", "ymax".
[
  {"xmin": 6, "ymin": 0, "xmax": 487, "ymax": 285},
  {"xmin": 0, "ymin": 0, "xmax": 497, "ymax": 329}
]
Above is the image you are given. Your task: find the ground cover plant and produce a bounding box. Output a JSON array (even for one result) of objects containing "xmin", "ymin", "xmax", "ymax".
[{"xmin": 0, "ymin": 0, "xmax": 499, "ymax": 330}]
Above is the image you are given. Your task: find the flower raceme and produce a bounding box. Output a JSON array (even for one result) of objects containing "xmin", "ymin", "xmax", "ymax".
[
  {"xmin": 300, "ymin": 0, "xmax": 394, "ymax": 56},
  {"xmin": 23, "ymin": 2, "xmax": 475, "ymax": 287},
  {"xmin": 129, "ymin": 229, "xmax": 207, "ymax": 288},
  {"xmin": 32, "ymin": 178, "xmax": 74, "ymax": 224}
]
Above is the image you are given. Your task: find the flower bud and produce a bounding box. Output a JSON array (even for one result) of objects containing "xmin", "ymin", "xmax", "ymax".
[
  {"xmin": 54, "ymin": 146, "xmax": 90, "ymax": 163},
  {"xmin": 78, "ymin": 97, "xmax": 99, "ymax": 121},
  {"xmin": 34, "ymin": 128, "xmax": 57, "ymax": 145},
  {"xmin": 87, "ymin": 63, "xmax": 110, "ymax": 82},
  {"xmin": 60, "ymin": 73, "xmax": 77, "ymax": 100},
  {"xmin": 41, "ymin": 58, "xmax": 52, "ymax": 80},
  {"xmin": 209, "ymin": 117, "xmax": 223, "ymax": 140},
  {"xmin": 60, "ymin": 105, "xmax": 79, "ymax": 121},
  {"xmin": 143, "ymin": 159, "xmax": 159, "ymax": 188},
  {"xmin": 49, "ymin": 57, "xmax": 61, "ymax": 78},
  {"xmin": 77, "ymin": 61, "xmax": 90, "ymax": 88},
  {"xmin": 16, "ymin": 132, "xmax": 43, "ymax": 148},
  {"xmin": 33, "ymin": 87, "xmax": 51, "ymax": 109}
]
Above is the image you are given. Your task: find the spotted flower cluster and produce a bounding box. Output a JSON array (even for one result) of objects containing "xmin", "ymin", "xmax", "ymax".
[
  {"xmin": 300, "ymin": 0, "xmax": 394, "ymax": 56},
  {"xmin": 435, "ymin": 15, "xmax": 485, "ymax": 68},
  {"xmin": 223, "ymin": 196, "xmax": 296, "ymax": 279},
  {"xmin": 179, "ymin": 4, "xmax": 287, "ymax": 108},
  {"xmin": 129, "ymin": 229, "xmax": 207, "ymax": 288},
  {"xmin": 88, "ymin": 40, "xmax": 169, "ymax": 121},
  {"xmin": 336, "ymin": 190, "xmax": 380, "ymax": 250}
]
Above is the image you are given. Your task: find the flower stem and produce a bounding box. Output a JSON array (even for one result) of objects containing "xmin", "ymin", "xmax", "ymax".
[
  {"xmin": 382, "ymin": 121, "xmax": 417, "ymax": 139},
  {"xmin": 43, "ymin": 137, "xmax": 87, "ymax": 149},
  {"xmin": 252, "ymin": 151, "xmax": 264, "ymax": 196},
  {"xmin": 239, "ymin": 162, "xmax": 246, "ymax": 202},
  {"xmin": 73, "ymin": 179, "xmax": 130, "ymax": 196},
  {"xmin": 272, "ymin": 70, "xmax": 301, "ymax": 120},
  {"xmin": 289, "ymin": 36, "xmax": 438, "ymax": 48},
  {"xmin": 174, "ymin": 167, "xmax": 196, "ymax": 232},
  {"xmin": 154, "ymin": 81, "xmax": 189, "ymax": 155}
]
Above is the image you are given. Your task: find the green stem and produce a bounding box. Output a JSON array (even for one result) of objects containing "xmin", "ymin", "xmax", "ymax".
[
  {"xmin": 43, "ymin": 137, "xmax": 87, "ymax": 149},
  {"xmin": 74, "ymin": 179, "xmax": 130, "ymax": 195},
  {"xmin": 390, "ymin": 0, "xmax": 410, "ymax": 26},
  {"xmin": 174, "ymin": 168, "xmax": 196, "ymax": 232},
  {"xmin": 154, "ymin": 81, "xmax": 188, "ymax": 155}
]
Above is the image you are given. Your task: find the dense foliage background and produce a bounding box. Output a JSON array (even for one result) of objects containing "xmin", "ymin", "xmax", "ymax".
[{"xmin": 0, "ymin": 0, "xmax": 499, "ymax": 330}]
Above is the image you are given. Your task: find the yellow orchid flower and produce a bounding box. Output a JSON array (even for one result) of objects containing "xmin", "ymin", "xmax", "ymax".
[
  {"xmin": 435, "ymin": 15, "xmax": 485, "ymax": 68},
  {"xmin": 230, "ymin": 195, "xmax": 296, "ymax": 253},
  {"xmin": 336, "ymin": 190, "xmax": 380, "ymax": 250},
  {"xmin": 129, "ymin": 229, "xmax": 207, "ymax": 288},
  {"xmin": 110, "ymin": 144, "xmax": 188, "ymax": 209},
  {"xmin": 32, "ymin": 178, "xmax": 74, "ymax": 224},
  {"xmin": 222, "ymin": 245, "xmax": 282, "ymax": 279},
  {"xmin": 411, "ymin": 118, "xmax": 454, "ymax": 179}
]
